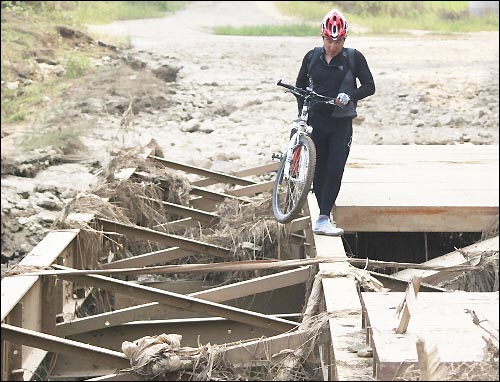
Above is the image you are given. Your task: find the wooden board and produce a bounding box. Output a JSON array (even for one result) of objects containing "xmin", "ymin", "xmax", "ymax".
[
  {"xmin": 308, "ymin": 194, "xmax": 373, "ymax": 381},
  {"xmin": 361, "ymin": 291, "xmax": 499, "ymax": 380},
  {"xmin": 392, "ymin": 236, "xmax": 499, "ymax": 285},
  {"xmin": 330, "ymin": 144, "xmax": 499, "ymax": 232}
]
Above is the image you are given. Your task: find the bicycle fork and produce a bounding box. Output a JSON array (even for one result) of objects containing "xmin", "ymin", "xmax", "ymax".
[{"xmin": 282, "ymin": 131, "xmax": 300, "ymax": 181}]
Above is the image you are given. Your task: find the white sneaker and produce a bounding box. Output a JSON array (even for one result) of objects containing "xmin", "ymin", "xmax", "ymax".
[{"xmin": 313, "ymin": 219, "xmax": 344, "ymax": 236}]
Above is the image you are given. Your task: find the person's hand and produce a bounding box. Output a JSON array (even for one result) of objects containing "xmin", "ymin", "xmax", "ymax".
[{"xmin": 335, "ymin": 93, "xmax": 350, "ymax": 107}]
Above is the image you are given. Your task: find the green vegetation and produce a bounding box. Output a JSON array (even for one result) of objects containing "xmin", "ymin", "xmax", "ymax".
[
  {"xmin": 213, "ymin": 1, "xmax": 498, "ymax": 36},
  {"xmin": 1, "ymin": 1, "xmax": 186, "ymax": 151},
  {"xmin": 1, "ymin": 1, "xmax": 185, "ymax": 25},
  {"xmin": 213, "ymin": 23, "xmax": 318, "ymax": 37},
  {"xmin": 64, "ymin": 52, "xmax": 91, "ymax": 79}
]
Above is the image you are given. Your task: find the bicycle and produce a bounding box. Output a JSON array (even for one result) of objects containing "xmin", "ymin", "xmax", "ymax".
[{"xmin": 271, "ymin": 79, "xmax": 342, "ymax": 224}]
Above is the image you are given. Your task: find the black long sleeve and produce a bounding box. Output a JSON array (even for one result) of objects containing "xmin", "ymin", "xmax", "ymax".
[
  {"xmin": 294, "ymin": 48, "xmax": 375, "ymax": 115},
  {"xmin": 351, "ymin": 50, "xmax": 375, "ymax": 102},
  {"xmin": 295, "ymin": 49, "xmax": 314, "ymax": 114}
]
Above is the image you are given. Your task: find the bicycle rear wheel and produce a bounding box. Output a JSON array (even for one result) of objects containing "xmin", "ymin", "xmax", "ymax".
[{"xmin": 272, "ymin": 134, "xmax": 316, "ymax": 223}]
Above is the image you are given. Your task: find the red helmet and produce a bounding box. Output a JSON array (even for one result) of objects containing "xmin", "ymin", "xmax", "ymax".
[{"xmin": 321, "ymin": 9, "xmax": 348, "ymax": 40}]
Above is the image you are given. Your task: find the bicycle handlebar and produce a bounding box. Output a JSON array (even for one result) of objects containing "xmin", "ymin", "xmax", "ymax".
[{"xmin": 276, "ymin": 79, "xmax": 337, "ymax": 105}]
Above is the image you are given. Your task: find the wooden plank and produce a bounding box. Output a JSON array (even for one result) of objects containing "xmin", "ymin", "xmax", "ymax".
[
  {"xmin": 368, "ymin": 271, "xmax": 447, "ymax": 292},
  {"xmin": 334, "ymin": 205, "xmax": 498, "ymax": 232},
  {"xmin": 392, "ymin": 236, "xmax": 499, "ymax": 285},
  {"xmin": 331, "ymin": 145, "xmax": 499, "ymax": 233},
  {"xmin": 362, "ymin": 291, "xmax": 499, "ymax": 380},
  {"xmin": 307, "ymin": 193, "xmax": 372, "ymax": 381},
  {"xmin": 52, "ymin": 265, "xmax": 298, "ymax": 333},
  {"xmin": 1, "ymin": 324, "xmax": 129, "ymax": 370},
  {"xmin": 1, "ymin": 229, "xmax": 78, "ymax": 321},
  {"xmin": 56, "ymin": 267, "xmax": 309, "ymax": 336},
  {"xmin": 395, "ymin": 277, "xmax": 421, "ymax": 334}
]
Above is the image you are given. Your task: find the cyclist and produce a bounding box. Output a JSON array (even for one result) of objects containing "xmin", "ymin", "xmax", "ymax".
[{"xmin": 295, "ymin": 8, "xmax": 375, "ymax": 236}]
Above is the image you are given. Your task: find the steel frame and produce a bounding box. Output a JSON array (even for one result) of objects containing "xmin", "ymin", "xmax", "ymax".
[{"xmin": 1, "ymin": 141, "xmax": 333, "ymax": 381}]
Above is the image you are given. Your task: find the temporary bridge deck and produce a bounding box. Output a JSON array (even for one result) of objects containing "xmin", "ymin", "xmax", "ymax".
[{"xmin": 1, "ymin": 142, "xmax": 498, "ymax": 381}]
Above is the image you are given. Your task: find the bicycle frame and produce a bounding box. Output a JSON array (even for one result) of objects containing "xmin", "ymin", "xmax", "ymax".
[
  {"xmin": 283, "ymin": 102, "xmax": 313, "ymax": 181},
  {"xmin": 279, "ymin": 80, "xmax": 339, "ymax": 181},
  {"xmin": 272, "ymin": 80, "xmax": 343, "ymax": 223}
]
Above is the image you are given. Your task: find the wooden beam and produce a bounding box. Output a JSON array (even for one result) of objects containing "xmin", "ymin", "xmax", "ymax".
[
  {"xmin": 394, "ymin": 277, "xmax": 422, "ymax": 334},
  {"xmin": 334, "ymin": 205, "xmax": 499, "ymax": 233},
  {"xmin": 56, "ymin": 267, "xmax": 309, "ymax": 336},
  {"xmin": 308, "ymin": 193, "xmax": 373, "ymax": 381},
  {"xmin": 368, "ymin": 271, "xmax": 446, "ymax": 292},
  {"xmin": 1, "ymin": 230, "xmax": 79, "ymax": 321},
  {"xmin": 52, "ymin": 265, "xmax": 297, "ymax": 333},
  {"xmin": 1, "ymin": 324, "xmax": 129, "ymax": 370},
  {"xmin": 392, "ymin": 236, "xmax": 499, "ymax": 285},
  {"xmin": 362, "ymin": 291, "xmax": 499, "ymax": 380}
]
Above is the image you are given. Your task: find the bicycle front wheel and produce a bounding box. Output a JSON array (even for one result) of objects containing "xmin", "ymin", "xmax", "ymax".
[{"xmin": 272, "ymin": 134, "xmax": 316, "ymax": 224}]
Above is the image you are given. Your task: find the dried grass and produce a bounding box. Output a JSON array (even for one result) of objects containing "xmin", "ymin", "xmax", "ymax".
[
  {"xmin": 183, "ymin": 195, "xmax": 292, "ymax": 284},
  {"xmin": 438, "ymin": 250, "xmax": 499, "ymax": 292},
  {"xmin": 481, "ymin": 215, "xmax": 499, "ymax": 241}
]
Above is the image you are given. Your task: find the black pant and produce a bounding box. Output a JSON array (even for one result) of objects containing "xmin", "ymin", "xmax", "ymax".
[{"xmin": 309, "ymin": 115, "xmax": 353, "ymax": 217}]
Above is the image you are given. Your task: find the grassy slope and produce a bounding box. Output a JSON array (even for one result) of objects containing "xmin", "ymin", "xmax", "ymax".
[
  {"xmin": 213, "ymin": 1, "xmax": 499, "ymax": 36},
  {"xmin": 1, "ymin": 1, "xmax": 185, "ymax": 150}
]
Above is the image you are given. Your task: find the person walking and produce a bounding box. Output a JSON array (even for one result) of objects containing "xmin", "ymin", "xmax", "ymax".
[{"xmin": 295, "ymin": 8, "xmax": 375, "ymax": 236}]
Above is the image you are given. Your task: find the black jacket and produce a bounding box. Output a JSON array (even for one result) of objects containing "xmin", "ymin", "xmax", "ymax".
[{"xmin": 295, "ymin": 47, "xmax": 375, "ymax": 118}]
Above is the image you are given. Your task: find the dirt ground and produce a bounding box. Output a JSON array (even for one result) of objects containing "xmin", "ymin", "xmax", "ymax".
[{"xmin": 1, "ymin": 1, "xmax": 499, "ymax": 263}]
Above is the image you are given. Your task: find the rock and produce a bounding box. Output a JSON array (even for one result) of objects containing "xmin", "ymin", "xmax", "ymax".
[
  {"xmin": 15, "ymin": 200, "xmax": 30, "ymax": 210},
  {"xmin": 38, "ymin": 211, "xmax": 59, "ymax": 223},
  {"xmin": 181, "ymin": 119, "xmax": 201, "ymax": 132},
  {"xmin": 6, "ymin": 81, "xmax": 19, "ymax": 90},
  {"xmin": 61, "ymin": 190, "xmax": 77, "ymax": 199},
  {"xmin": 437, "ymin": 114, "xmax": 454, "ymax": 126},
  {"xmin": 347, "ymin": 343, "xmax": 366, "ymax": 353},
  {"xmin": 152, "ymin": 64, "xmax": 180, "ymax": 82},
  {"xmin": 34, "ymin": 193, "xmax": 62, "ymax": 211},
  {"xmin": 198, "ymin": 121, "xmax": 215, "ymax": 133},
  {"xmin": 357, "ymin": 347, "xmax": 373, "ymax": 358}
]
